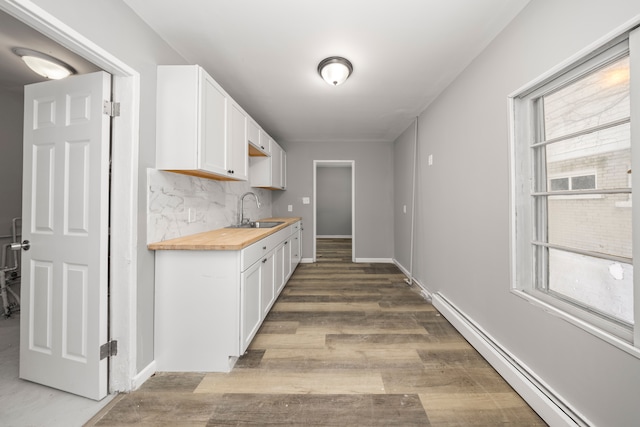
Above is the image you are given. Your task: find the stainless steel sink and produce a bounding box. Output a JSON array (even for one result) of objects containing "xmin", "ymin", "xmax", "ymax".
[{"xmin": 226, "ymin": 221, "xmax": 284, "ymax": 229}]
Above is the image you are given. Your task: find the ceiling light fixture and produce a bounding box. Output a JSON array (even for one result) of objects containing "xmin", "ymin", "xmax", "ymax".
[
  {"xmin": 12, "ymin": 47, "xmax": 76, "ymax": 80},
  {"xmin": 318, "ymin": 56, "xmax": 353, "ymax": 86}
]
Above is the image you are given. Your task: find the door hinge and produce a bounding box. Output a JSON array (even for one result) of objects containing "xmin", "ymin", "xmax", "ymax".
[
  {"xmin": 100, "ymin": 340, "xmax": 118, "ymax": 360},
  {"xmin": 103, "ymin": 100, "xmax": 120, "ymax": 117}
]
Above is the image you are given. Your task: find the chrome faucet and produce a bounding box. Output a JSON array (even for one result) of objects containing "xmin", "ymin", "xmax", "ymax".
[{"xmin": 238, "ymin": 192, "xmax": 261, "ymax": 225}]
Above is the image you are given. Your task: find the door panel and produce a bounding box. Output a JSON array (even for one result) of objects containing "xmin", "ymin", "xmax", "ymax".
[{"xmin": 20, "ymin": 71, "xmax": 111, "ymax": 400}]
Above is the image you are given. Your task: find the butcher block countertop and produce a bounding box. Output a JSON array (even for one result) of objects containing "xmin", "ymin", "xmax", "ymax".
[{"xmin": 148, "ymin": 217, "xmax": 302, "ymax": 251}]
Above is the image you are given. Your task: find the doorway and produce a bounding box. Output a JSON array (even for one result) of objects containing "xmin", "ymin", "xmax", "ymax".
[
  {"xmin": 313, "ymin": 160, "xmax": 355, "ymax": 262},
  {"xmin": 0, "ymin": 2, "xmax": 140, "ymax": 424}
]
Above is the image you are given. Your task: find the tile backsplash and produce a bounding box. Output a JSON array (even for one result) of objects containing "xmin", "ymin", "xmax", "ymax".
[{"xmin": 147, "ymin": 169, "xmax": 272, "ymax": 243}]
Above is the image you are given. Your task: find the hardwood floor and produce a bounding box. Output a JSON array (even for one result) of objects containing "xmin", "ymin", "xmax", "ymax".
[{"xmin": 88, "ymin": 239, "xmax": 546, "ymax": 426}]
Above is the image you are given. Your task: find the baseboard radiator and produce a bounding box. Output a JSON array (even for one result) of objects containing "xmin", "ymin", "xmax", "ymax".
[{"xmin": 432, "ymin": 293, "xmax": 591, "ymax": 427}]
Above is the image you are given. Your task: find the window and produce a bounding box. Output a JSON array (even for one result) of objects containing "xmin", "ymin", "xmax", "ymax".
[
  {"xmin": 549, "ymin": 174, "xmax": 596, "ymax": 191},
  {"xmin": 511, "ymin": 27, "xmax": 640, "ymax": 350}
]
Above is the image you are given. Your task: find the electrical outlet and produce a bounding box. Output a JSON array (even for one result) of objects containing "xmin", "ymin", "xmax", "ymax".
[
  {"xmin": 302, "ymin": 197, "xmax": 310, "ymax": 205},
  {"xmin": 403, "ymin": 205, "xmax": 407, "ymax": 214},
  {"xmin": 428, "ymin": 154, "xmax": 433, "ymax": 166},
  {"xmin": 288, "ymin": 205, "xmax": 293, "ymax": 212}
]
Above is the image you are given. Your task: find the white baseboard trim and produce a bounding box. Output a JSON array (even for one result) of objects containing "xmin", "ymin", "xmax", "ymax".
[
  {"xmin": 392, "ymin": 259, "xmax": 432, "ymax": 302},
  {"xmin": 300, "ymin": 258, "xmax": 314, "ymax": 264},
  {"xmin": 131, "ymin": 360, "xmax": 156, "ymax": 391},
  {"xmin": 317, "ymin": 235, "xmax": 352, "ymax": 238},
  {"xmin": 411, "ymin": 277, "xmax": 432, "ymax": 302},
  {"xmin": 432, "ymin": 293, "xmax": 590, "ymax": 427},
  {"xmin": 354, "ymin": 257, "xmax": 393, "ymax": 263},
  {"xmin": 392, "ymin": 258, "xmax": 410, "ymax": 276}
]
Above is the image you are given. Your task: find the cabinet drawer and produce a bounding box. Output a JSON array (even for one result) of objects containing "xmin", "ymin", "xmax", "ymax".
[
  {"xmin": 241, "ymin": 241, "xmax": 269, "ymax": 271},
  {"xmin": 241, "ymin": 227, "xmax": 290, "ymax": 271}
]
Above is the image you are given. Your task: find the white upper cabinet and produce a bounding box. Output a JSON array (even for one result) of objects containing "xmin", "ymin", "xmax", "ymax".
[
  {"xmin": 259, "ymin": 129, "xmax": 272, "ymax": 156},
  {"xmin": 250, "ymin": 139, "xmax": 287, "ymax": 190},
  {"xmin": 156, "ymin": 65, "xmax": 246, "ymax": 181},
  {"xmin": 248, "ymin": 119, "xmax": 269, "ymax": 157},
  {"xmin": 281, "ymin": 149, "xmax": 287, "ymax": 190},
  {"xmin": 157, "ymin": 64, "xmax": 285, "ymax": 187},
  {"xmin": 228, "ymin": 101, "xmax": 249, "ymax": 180}
]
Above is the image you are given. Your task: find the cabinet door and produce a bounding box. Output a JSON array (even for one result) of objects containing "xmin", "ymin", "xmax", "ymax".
[
  {"xmin": 200, "ymin": 71, "xmax": 228, "ymax": 175},
  {"xmin": 156, "ymin": 66, "xmax": 200, "ymax": 170},
  {"xmin": 271, "ymin": 142, "xmax": 282, "ymax": 189},
  {"xmin": 283, "ymin": 238, "xmax": 292, "ymax": 281},
  {"xmin": 241, "ymin": 261, "xmax": 261, "ymax": 353},
  {"xmin": 281, "ymin": 150, "xmax": 287, "ymax": 190},
  {"xmin": 260, "ymin": 252, "xmax": 275, "ymax": 318},
  {"xmin": 229, "ymin": 102, "xmax": 248, "ymax": 180},
  {"xmin": 291, "ymin": 229, "xmax": 301, "ymax": 268},
  {"xmin": 275, "ymin": 242, "xmax": 285, "ymax": 294},
  {"xmin": 259, "ymin": 129, "xmax": 271, "ymax": 155},
  {"xmin": 248, "ymin": 119, "xmax": 260, "ymax": 148}
]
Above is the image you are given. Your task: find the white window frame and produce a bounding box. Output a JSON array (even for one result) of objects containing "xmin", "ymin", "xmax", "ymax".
[{"xmin": 509, "ymin": 23, "xmax": 640, "ymax": 357}]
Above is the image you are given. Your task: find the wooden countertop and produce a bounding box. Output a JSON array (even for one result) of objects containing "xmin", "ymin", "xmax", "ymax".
[{"xmin": 147, "ymin": 217, "xmax": 302, "ymax": 251}]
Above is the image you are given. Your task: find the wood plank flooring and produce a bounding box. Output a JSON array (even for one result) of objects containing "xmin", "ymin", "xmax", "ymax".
[{"xmin": 88, "ymin": 239, "xmax": 546, "ymax": 426}]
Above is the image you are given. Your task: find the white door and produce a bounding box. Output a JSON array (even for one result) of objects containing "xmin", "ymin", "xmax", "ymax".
[{"xmin": 19, "ymin": 71, "xmax": 111, "ymax": 400}]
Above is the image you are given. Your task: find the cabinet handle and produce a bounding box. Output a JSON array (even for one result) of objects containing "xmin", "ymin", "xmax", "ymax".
[
  {"xmin": 262, "ymin": 258, "xmax": 267, "ymax": 263},
  {"xmin": 263, "ymin": 246, "xmax": 267, "ymax": 250},
  {"xmin": 261, "ymin": 146, "xmax": 265, "ymax": 149},
  {"xmin": 284, "ymin": 241, "xmax": 288, "ymax": 245}
]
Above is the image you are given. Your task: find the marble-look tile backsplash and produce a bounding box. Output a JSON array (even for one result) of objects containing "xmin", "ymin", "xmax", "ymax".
[{"xmin": 147, "ymin": 169, "xmax": 272, "ymax": 243}]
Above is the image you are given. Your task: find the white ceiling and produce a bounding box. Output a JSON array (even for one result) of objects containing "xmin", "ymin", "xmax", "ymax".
[
  {"xmin": 1, "ymin": 2, "xmax": 530, "ymax": 143},
  {"xmin": 123, "ymin": 0, "xmax": 530, "ymax": 144}
]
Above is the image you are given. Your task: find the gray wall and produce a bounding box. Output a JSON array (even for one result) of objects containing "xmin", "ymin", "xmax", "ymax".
[
  {"xmin": 29, "ymin": 0, "xmax": 187, "ymax": 373},
  {"xmin": 392, "ymin": 122, "xmax": 416, "ymax": 273},
  {"xmin": 393, "ymin": 0, "xmax": 640, "ymax": 425},
  {"xmin": 0, "ymin": 87, "xmax": 23, "ymax": 243},
  {"xmin": 317, "ymin": 166, "xmax": 352, "ymax": 237},
  {"xmin": 0, "ymin": 86, "xmax": 22, "ymax": 316},
  {"xmin": 274, "ymin": 141, "xmax": 393, "ymax": 260}
]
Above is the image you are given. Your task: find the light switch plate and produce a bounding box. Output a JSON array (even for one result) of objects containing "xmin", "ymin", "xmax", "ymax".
[
  {"xmin": 288, "ymin": 205, "xmax": 293, "ymax": 212},
  {"xmin": 302, "ymin": 197, "xmax": 310, "ymax": 205}
]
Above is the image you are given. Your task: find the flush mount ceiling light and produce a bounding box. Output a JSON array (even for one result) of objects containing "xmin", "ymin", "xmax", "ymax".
[
  {"xmin": 12, "ymin": 47, "xmax": 76, "ymax": 80},
  {"xmin": 318, "ymin": 56, "xmax": 353, "ymax": 86}
]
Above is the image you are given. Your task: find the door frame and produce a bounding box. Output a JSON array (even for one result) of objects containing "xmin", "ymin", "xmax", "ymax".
[
  {"xmin": 313, "ymin": 160, "xmax": 355, "ymax": 262},
  {"xmin": 0, "ymin": 0, "xmax": 140, "ymax": 393}
]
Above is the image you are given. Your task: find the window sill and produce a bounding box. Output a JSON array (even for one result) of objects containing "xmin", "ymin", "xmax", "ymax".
[
  {"xmin": 548, "ymin": 194, "xmax": 603, "ymax": 200},
  {"xmin": 510, "ymin": 288, "xmax": 640, "ymax": 359}
]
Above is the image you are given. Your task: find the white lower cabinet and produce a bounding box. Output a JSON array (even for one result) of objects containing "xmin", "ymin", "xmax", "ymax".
[
  {"xmin": 283, "ymin": 238, "xmax": 292, "ymax": 281},
  {"xmin": 154, "ymin": 221, "xmax": 301, "ymax": 372},
  {"xmin": 291, "ymin": 227, "xmax": 301, "ymax": 268},
  {"xmin": 275, "ymin": 242, "xmax": 285, "ymax": 294},
  {"xmin": 260, "ymin": 250, "xmax": 275, "ymax": 319},
  {"xmin": 241, "ymin": 260, "xmax": 262, "ymax": 353}
]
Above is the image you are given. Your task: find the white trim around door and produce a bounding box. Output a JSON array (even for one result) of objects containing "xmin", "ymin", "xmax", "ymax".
[{"xmin": 0, "ymin": 0, "xmax": 141, "ymax": 393}]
